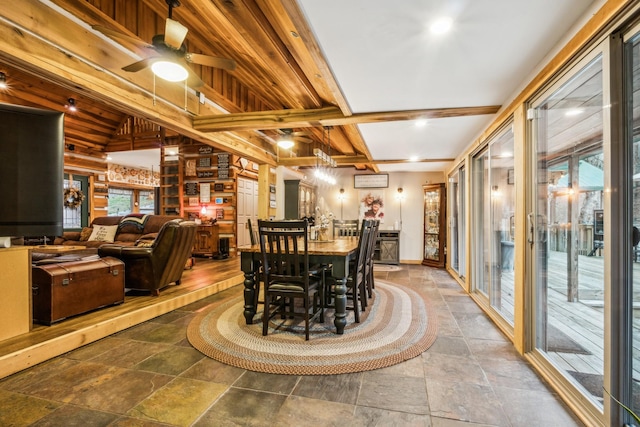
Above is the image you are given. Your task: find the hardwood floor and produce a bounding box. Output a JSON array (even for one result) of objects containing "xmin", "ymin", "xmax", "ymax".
[{"xmin": 0, "ymin": 256, "xmax": 244, "ymax": 380}]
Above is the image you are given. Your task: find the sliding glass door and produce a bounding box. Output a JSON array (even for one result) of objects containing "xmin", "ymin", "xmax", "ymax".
[
  {"xmin": 529, "ymin": 51, "xmax": 605, "ymax": 408},
  {"xmin": 624, "ymin": 26, "xmax": 640, "ymax": 423},
  {"xmin": 449, "ymin": 165, "xmax": 466, "ymax": 280},
  {"xmin": 472, "ymin": 125, "xmax": 515, "ymax": 324}
]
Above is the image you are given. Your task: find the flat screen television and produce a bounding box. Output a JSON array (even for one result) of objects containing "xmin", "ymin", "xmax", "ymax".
[{"xmin": 0, "ymin": 103, "xmax": 64, "ymax": 240}]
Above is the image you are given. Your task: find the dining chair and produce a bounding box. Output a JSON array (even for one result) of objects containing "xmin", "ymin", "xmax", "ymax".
[
  {"xmin": 258, "ymin": 219, "xmax": 324, "ymax": 340},
  {"xmin": 247, "ymin": 218, "xmax": 264, "ymax": 308},
  {"xmin": 333, "ymin": 219, "xmax": 359, "ymax": 239},
  {"xmin": 325, "ymin": 219, "xmax": 374, "ymax": 323},
  {"xmin": 364, "ymin": 219, "xmax": 380, "ymax": 299},
  {"xmin": 247, "ymin": 218, "xmax": 258, "ymax": 246}
]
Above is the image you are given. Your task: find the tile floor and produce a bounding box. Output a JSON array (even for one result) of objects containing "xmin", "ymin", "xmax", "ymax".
[{"xmin": 0, "ymin": 265, "xmax": 584, "ymax": 426}]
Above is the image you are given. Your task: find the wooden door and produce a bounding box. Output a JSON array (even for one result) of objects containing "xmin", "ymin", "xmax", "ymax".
[{"xmin": 237, "ymin": 177, "xmax": 258, "ymax": 247}]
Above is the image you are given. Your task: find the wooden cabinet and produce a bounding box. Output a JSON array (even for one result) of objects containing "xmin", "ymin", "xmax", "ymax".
[
  {"xmin": 284, "ymin": 179, "xmax": 316, "ymax": 219},
  {"xmin": 0, "ymin": 247, "xmax": 31, "ymax": 341},
  {"xmin": 192, "ymin": 224, "xmax": 219, "ymax": 258},
  {"xmin": 374, "ymin": 230, "xmax": 400, "ymax": 265},
  {"xmin": 423, "ymin": 184, "xmax": 446, "ymax": 267}
]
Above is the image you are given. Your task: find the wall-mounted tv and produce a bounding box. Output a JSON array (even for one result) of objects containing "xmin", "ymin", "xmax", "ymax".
[{"xmin": 0, "ymin": 103, "xmax": 64, "ymax": 238}]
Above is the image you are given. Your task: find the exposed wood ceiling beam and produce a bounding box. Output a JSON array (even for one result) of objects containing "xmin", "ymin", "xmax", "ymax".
[
  {"xmin": 0, "ymin": 1, "xmax": 276, "ymax": 165},
  {"xmin": 193, "ymin": 105, "xmax": 501, "ymax": 132},
  {"xmin": 274, "ymin": 0, "xmax": 352, "ymax": 115},
  {"xmin": 278, "ymin": 156, "xmax": 455, "ymax": 167},
  {"xmin": 278, "ymin": 155, "xmax": 369, "ymax": 167}
]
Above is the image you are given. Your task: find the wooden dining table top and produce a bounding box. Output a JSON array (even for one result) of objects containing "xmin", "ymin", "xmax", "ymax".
[{"xmin": 237, "ymin": 237, "xmax": 359, "ymax": 256}]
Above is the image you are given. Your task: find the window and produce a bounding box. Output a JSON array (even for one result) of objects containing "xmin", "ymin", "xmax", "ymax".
[
  {"xmin": 108, "ymin": 188, "xmax": 133, "ymax": 216},
  {"xmin": 139, "ymin": 190, "xmax": 155, "ymax": 214}
]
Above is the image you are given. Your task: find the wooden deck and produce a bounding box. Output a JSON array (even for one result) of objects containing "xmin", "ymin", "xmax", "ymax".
[
  {"xmin": 0, "ymin": 256, "xmax": 244, "ymax": 380},
  {"xmin": 499, "ymin": 250, "xmax": 640, "ymax": 390}
]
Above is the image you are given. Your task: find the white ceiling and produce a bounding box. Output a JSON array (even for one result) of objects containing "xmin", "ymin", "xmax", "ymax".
[
  {"xmin": 297, "ymin": 0, "xmax": 603, "ymax": 172},
  {"xmin": 108, "ymin": 149, "xmax": 160, "ymax": 170}
]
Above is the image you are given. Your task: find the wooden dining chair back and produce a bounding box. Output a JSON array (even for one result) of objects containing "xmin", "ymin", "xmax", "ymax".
[
  {"xmin": 325, "ymin": 219, "xmax": 374, "ymax": 323},
  {"xmin": 257, "ymin": 219, "xmax": 323, "ymax": 340},
  {"xmin": 333, "ymin": 219, "xmax": 359, "ymax": 239},
  {"xmin": 247, "ymin": 218, "xmax": 258, "ymax": 246},
  {"xmin": 247, "ymin": 218, "xmax": 263, "ymax": 308},
  {"xmin": 364, "ymin": 219, "xmax": 380, "ymax": 299}
]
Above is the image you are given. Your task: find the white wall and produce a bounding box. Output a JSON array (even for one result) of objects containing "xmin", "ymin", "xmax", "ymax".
[{"xmin": 313, "ymin": 169, "xmax": 445, "ymax": 263}]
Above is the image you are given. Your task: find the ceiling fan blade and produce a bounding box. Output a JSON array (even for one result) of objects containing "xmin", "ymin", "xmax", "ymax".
[
  {"xmin": 122, "ymin": 58, "xmax": 156, "ymax": 72},
  {"xmin": 296, "ymin": 136, "xmax": 314, "ymax": 144},
  {"xmin": 176, "ymin": 60, "xmax": 204, "ymax": 88},
  {"xmin": 187, "ymin": 72, "xmax": 205, "ymax": 88},
  {"xmin": 92, "ymin": 25, "xmax": 154, "ymax": 50},
  {"xmin": 186, "ymin": 53, "xmax": 236, "ymax": 71},
  {"xmin": 164, "ymin": 18, "xmax": 188, "ymax": 49}
]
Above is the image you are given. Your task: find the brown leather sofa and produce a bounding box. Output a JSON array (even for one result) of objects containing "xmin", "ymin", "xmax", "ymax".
[
  {"xmin": 54, "ymin": 215, "xmax": 181, "ymax": 248},
  {"xmin": 97, "ymin": 220, "xmax": 197, "ymax": 295}
]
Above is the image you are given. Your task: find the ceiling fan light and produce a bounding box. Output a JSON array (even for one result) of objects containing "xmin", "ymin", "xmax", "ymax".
[
  {"xmin": 151, "ymin": 61, "xmax": 189, "ymax": 82},
  {"xmin": 277, "ymin": 139, "xmax": 294, "ymax": 149}
]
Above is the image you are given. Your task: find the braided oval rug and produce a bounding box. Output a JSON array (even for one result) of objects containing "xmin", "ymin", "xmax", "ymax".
[{"xmin": 187, "ymin": 280, "xmax": 437, "ymax": 375}]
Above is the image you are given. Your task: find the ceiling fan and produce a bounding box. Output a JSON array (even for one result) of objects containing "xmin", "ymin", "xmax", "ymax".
[
  {"xmin": 92, "ymin": 0, "xmax": 236, "ymax": 88},
  {"xmin": 276, "ymin": 129, "xmax": 313, "ymax": 148}
]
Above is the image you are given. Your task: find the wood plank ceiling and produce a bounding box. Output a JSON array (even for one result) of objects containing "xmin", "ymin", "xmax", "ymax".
[{"xmin": 0, "ymin": 0, "xmax": 499, "ymax": 171}]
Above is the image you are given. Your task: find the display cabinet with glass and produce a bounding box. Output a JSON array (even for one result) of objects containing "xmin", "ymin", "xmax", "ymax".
[{"xmin": 423, "ymin": 183, "xmax": 446, "ymax": 267}]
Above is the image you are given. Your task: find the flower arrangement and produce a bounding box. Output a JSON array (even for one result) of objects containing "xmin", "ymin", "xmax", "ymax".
[
  {"xmin": 315, "ymin": 206, "xmax": 334, "ymax": 240},
  {"xmin": 63, "ymin": 187, "xmax": 85, "ymax": 209}
]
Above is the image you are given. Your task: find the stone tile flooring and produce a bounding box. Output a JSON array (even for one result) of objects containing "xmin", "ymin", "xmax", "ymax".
[{"xmin": 0, "ymin": 265, "xmax": 585, "ymax": 426}]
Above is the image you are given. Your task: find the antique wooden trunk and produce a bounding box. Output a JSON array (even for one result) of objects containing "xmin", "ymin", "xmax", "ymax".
[{"xmin": 32, "ymin": 257, "xmax": 125, "ymax": 325}]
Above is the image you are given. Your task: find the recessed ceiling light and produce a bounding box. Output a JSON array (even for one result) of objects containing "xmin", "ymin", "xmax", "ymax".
[
  {"xmin": 409, "ymin": 155, "xmax": 419, "ymax": 162},
  {"xmin": 415, "ymin": 119, "xmax": 428, "ymax": 127},
  {"xmin": 430, "ymin": 17, "xmax": 452, "ymax": 35}
]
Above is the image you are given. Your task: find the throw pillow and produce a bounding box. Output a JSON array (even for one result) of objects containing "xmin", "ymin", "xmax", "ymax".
[
  {"xmin": 87, "ymin": 224, "xmax": 118, "ymax": 243},
  {"xmin": 79, "ymin": 227, "xmax": 93, "ymax": 242},
  {"xmin": 118, "ymin": 214, "xmax": 149, "ymax": 234},
  {"xmin": 135, "ymin": 240, "xmax": 154, "ymax": 248}
]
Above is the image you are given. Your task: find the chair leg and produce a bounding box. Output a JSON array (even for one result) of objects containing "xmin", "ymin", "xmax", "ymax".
[
  {"xmin": 253, "ymin": 271, "xmax": 261, "ymax": 308},
  {"xmin": 359, "ymin": 280, "xmax": 367, "ymax": 313},
  {"xmin": 262, "ymin": 294, "xmax": 270, "ymax": 336},
  {"xmin": 367, "ymin": 268, "xmax": 374, "ymax": 298},
  {"xmin": 304, "ymin": 295, "xmax": 310, "ymax": 341},
  {"xmin": 352, "ymin": 282, "xmax": 360, "ymax": 323}
]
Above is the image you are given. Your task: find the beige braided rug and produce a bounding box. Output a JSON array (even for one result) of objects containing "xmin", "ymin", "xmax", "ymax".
[{"xmin": 187, "ymin": 280, "xmax": 437, "ymax": 375}]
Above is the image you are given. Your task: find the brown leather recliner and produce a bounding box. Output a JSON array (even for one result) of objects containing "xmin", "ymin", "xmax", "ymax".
[{"xmin": 98, "ymin": 220, "xmax": 197, "ymax": 296}]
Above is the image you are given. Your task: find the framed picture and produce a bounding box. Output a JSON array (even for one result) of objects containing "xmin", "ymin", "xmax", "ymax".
[
  {"xmin": 358, "ymin": 190, "xmax": 385, "ymax": 223},
  {"xmin": 507, "ymin": 168, "xmax": 515, "ymax": 185},
  {"xmin": 198, "ymin": 157, "xmax": 211, "ymax": 168},
  {"xmin": 354, "ymin": 174, "xmax": 389, "ymax": 189},
  {"xmin": 214, "ymin": 183, "xmax": 224, "ymax": 192},
  {"xmin": 185, "ymin": 159, "xmax": 196, "ymax": 176}
]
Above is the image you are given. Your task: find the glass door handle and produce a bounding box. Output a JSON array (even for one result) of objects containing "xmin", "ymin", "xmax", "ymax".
[{"xmin": 527, "ymin": 213, "xmax": 547, "ymax": 247}]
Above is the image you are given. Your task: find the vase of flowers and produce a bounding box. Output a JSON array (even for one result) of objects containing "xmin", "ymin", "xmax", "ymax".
[{"xmin": 315, "ymin": 207, "xmax": 334, "ymax": 241}]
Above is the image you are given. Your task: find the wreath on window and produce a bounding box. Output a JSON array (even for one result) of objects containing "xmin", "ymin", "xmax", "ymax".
[{"xmin": 63, "ymin": 187, "xmax": 85, "ymax": 209}]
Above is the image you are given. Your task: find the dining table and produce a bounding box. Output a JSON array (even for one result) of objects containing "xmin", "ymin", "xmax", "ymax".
[{"xmin": 237, "ymin": 237, "xmax": 359, "ymax": 335}]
